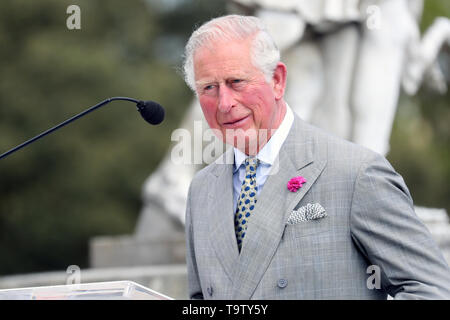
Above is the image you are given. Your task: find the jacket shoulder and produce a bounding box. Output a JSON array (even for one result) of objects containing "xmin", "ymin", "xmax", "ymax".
[
  {"xmin": 297, "ymin": 117, "xmax": 380, "ymax": 166},
  {"xmin": 188, "ymin": 148, "xmax": 233, "ymax": 194}
]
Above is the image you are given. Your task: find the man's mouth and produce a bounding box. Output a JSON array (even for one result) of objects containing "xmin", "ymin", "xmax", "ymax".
[{"xmin": 222, "ymin": 115, "xmax": 250, "ymax": 128}]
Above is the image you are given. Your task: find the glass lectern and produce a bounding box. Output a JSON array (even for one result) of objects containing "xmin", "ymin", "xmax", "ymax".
[{"xmin": 0, "ymin": 280, "xmax": 173, "ymax": 300}]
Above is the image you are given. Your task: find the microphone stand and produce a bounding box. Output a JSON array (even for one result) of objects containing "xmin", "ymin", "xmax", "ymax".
[{"xmin": 0, "ymin": 97, "xmax": 140, "ymax": 160}]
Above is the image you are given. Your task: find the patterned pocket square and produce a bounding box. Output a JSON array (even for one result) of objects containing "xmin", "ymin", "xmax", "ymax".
[{"xmin": 287, "ymin": 203, "xmax": 327, "ymax": 225}]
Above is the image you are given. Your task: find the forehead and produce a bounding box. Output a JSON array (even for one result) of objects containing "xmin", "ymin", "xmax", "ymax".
[{"xmin": 193, "ymin": 38, "xmax": 260, "ymax": 83}]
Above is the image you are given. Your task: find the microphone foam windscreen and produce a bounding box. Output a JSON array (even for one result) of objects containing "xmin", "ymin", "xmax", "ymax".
[{"xmin": 137, "ymin": 101, "xmax": 165, "ymax": 125}]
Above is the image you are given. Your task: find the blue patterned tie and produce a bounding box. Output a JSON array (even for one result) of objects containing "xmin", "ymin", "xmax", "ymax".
[{"xmin": 235, "ymin": 157, "xmax": 258, "ymax": 251}]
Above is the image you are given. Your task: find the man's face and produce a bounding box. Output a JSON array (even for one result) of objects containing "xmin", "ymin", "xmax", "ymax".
[{"xmin": 193, "ymin": 37, "xmax": 286, "ymax": 154}]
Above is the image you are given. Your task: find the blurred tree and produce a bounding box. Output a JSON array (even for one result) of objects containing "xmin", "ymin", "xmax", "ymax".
[
  {"xmin": 388, "ymin": 0, "xmax": 450, "ymax": 214},
  {"xmin": 0, "ymin": 0, "xmax": 225, "ymax": 275}
]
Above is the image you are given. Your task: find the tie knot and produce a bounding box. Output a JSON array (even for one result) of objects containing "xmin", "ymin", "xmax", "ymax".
[{"xmin": 244, "ymin": 157, "xmax": 258, "ymax": 173}]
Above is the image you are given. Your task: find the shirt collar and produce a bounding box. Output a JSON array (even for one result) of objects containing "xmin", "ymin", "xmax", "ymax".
[{"xmin": 233, "ymin": 103, "xmax": 294, "ymax": 172}]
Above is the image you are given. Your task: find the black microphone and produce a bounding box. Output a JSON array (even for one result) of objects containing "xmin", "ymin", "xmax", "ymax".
[
  {"xmin": 0, "ymin": 97, "xmax": 165, "ymax": 160},
  {"xmin": 136, "ymin": 100, "xmax": 165, "ymax": 125}
]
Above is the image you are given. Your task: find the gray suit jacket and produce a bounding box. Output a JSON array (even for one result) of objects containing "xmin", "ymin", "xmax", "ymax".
[{"xmin": 185, "ymin": 115, "xmax": 450, "ymax": 299}]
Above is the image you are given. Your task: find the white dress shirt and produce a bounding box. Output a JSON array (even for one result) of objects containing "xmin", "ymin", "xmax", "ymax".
[{"xmin": 232, "ymin": 104, "xmax": 294, "ymax": 212}]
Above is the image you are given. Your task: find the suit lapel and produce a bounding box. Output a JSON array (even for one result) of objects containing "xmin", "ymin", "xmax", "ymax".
[
  {"xmin": 207, "ymin": 149, "xmax": 239, "ymax": 282},
  {"xmin": 231, "ymin": 116, "xmax": 327, "ymax": 299}
]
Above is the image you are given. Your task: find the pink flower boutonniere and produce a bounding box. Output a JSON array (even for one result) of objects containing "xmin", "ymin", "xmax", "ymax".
[{"xmin": 287, "ymin": 176, "xmax": 306, "ymax": 192}]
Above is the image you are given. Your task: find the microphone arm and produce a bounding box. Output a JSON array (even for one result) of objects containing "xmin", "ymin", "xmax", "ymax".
[{"xmin": 0, "ymin": 97, "xmax": 151, "ymax": 160}]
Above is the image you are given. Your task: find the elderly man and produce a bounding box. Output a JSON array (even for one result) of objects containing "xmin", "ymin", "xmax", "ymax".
[{"xmin": 183, "ymin": 15, "xmax": 450, "ymax": 299}]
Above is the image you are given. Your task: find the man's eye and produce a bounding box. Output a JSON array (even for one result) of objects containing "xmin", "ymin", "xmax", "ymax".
[
  {"xmin": 230, "ymin": 79, "xmax": 245, "ymax": 88},
  {"xmin": 204, "ymin": 85, "xmax": 215, "ymax": 91}
]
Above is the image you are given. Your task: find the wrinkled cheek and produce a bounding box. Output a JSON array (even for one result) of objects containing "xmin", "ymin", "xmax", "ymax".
[
  {"xmin": 242, "ymin": 88, "xmax": 275, "ymax": 130},
  {"xmin": 199, "ymin": 97, "xmax": 219, "ymax": 128}
]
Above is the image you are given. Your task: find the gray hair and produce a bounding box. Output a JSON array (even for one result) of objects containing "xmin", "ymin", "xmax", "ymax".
[{"xmin": 182, "ymin": 15, "xmax": 280, "ymax": 92}]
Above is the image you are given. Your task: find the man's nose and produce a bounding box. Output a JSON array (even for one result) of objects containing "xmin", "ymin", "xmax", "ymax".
[{"xmin": 218, "ymin": 85, "xmax": 234, "ymax": 113}]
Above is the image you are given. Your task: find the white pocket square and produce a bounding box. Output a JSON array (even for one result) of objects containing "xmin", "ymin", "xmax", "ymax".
[{"xmin": 287, "ymin": 203, "xmax": 327, "ymax": 225}]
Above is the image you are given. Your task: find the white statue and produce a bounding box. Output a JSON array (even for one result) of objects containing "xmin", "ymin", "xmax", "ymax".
[
  {"xmin": 233, "ymin": 0, "xmax": 449, "ymax": 155},
  {"xmin": 137, "ymin": 0, "xmax": 449, "ymax": 227}
]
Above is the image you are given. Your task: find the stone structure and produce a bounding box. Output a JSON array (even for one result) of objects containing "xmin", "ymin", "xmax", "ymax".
[
  {"xmin": 90, "ymin": 201, "xmax": 186, "ymax": 267},
  {"xmin": 415, "ymin": 207, "xmax": 450, "ymax": 264}
]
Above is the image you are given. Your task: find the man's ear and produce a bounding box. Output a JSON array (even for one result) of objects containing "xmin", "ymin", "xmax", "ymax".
[{"xmin": 272, "ymin": 62, "xmax": 287, "ymax": 100}]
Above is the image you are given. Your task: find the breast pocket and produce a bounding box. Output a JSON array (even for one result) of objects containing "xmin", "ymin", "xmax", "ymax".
[{"xmin": 283, "ymin": 215, "xmax": 331, "ymax": 238}]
